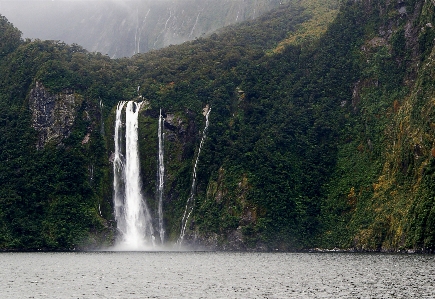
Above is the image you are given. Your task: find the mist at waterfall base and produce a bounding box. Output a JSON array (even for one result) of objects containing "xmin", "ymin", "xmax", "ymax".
[
  {"xmin": 109, "ymin": 101, "xmax": 210, "ymax": 251},
  {"xmin": 111, "ymin": 101, "xmax": 153, "ymax": 251}
]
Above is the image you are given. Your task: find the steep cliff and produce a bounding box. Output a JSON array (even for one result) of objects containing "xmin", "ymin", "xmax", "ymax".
[
  {"xmin": 0, "ymin": 0, "xmax": 434, "ymax": 251},
  {"xmin": 320, "ymin": 0, "xmax": 435, "ymax": 252},
  {"xmin": 29, "ymin": 82, "xmax": 82, "ymax": 149}
]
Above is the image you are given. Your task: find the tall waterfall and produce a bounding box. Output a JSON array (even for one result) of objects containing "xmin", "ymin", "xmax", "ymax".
[
  {"xmin": 178, "ymin": 107, "xmax": 211, "ymax": 244},
  {"xmin": 113, "ymin": 101, "xmax": 154, "ymax": 250},
  {"xmin": 157, "ymin": 109, "xmax": 165, "ymax": 244},
  {"xmin": 113, "ymin": 101, "xmax": 127, "ymax": 235}
]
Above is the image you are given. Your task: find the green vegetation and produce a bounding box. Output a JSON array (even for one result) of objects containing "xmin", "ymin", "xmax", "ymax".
[
  {"xmin": 0, "ymin": 15, "xmax": 21, "ymax": 58},
  {"xmin": 0, "ymin": 0, "xmax": 434, "ymax": 251}
]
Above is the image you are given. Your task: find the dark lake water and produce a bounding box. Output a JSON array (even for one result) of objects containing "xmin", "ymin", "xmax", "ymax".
[{"xmin": 1, "ymin": 251, "xmax": 434, "ymax": 298}]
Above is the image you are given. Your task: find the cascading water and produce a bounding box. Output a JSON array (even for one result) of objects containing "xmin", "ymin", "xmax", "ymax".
[
  {"xmin": 113, "ymin": 101, "xmax": 154, "ymax": 250},
  {"xmin": 178, "ymin": 107, "xmax": 211, "ymax": 244},
  {"xmin": 113, "ymin": 101, "xmax": 127, "ymax": 235},
  {"xmin": 157, "ymin": 109, "xmax": 165, "ymax": 244}
]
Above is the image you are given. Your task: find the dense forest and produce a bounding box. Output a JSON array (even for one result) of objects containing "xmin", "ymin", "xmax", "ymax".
[{"xmin": 0, "ymin": 0, "xmax": 434, "ymax": 252}]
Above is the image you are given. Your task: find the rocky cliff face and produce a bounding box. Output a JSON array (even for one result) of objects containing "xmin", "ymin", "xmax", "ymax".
[
  {"xmin": 29, "ymin": 82, "xmax": 82, "ymax": 149},
  {"xmin": 318, "ymin": 0, "xmax": 435, "ymax": 252},
  {"xmin": 2, "ymin": 0, "xmax": 434, "ymax": 252}
]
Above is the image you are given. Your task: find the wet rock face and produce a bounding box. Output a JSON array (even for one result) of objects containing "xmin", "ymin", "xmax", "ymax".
[
  {"xmin": 163, "ymin": 112, "xmax": 198, "ymax": 145},
  {"xmin": 29, "ymin": 81, "xmax": 82, "ymax": 149}
]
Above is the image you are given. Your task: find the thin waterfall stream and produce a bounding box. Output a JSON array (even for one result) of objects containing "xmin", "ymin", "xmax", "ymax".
[
  {"xmin": 178, "ymin": 107, "xmax": 211, "ymax": 244},
  {"xmin": 157, "ymin": 109, "xmax": 165, "ymax": 244}
]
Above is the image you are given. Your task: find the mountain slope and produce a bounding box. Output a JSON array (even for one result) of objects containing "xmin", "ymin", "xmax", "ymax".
[
  {"xmin": 319, "ymin": 0, "xmax": 435, "ymax": 252},
  {"xmin": 0, "ymin": 0, "xmax": 434, "ymax": 251},
  {"xmin": 0, "ymin": 0, "xmax": 292, "ymax": 58}
]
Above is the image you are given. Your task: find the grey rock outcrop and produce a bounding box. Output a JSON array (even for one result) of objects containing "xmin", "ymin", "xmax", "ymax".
[{"xmin": 29, "ymin": 81, "xmax": 82, "ymax": 149}]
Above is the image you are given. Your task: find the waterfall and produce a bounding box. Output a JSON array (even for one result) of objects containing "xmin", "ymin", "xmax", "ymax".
[
  {"xmin": 113, "ymin": 101, "xmax": 127, "ymax": 236},
  {"xmin": 157, "ymin": 109, "xmax": 165, "ymax": 244},
  {"xmin": 124, "ymin": 101, "xmax": 148, "ymax": 248},
  {"xmin": 178, "ymin": 107, "xmax": 211, "ymax": 244},
  {"xmin": 113, "ymin": 101, "xmax": 154, "ymax": 250}
]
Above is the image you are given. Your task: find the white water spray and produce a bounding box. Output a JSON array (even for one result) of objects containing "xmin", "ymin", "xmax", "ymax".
[
  {"xmin": 113, "ymin": 101, "xmax": 154, "ymax": 250},
  {"xmin": 113, "ymin": 101, "xmax": 127, "ymax": 234},
  {"xmin": 178, "ymin": 107, "xmax": 211, "ymax": 244},
  {"xmin": 157, "ymin": 109, "xmax": 165, "ymax": 243}
]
